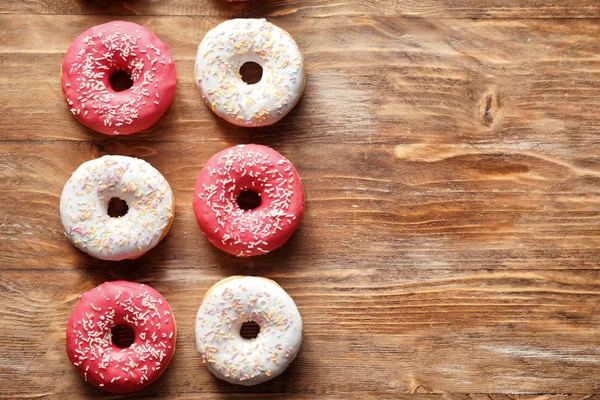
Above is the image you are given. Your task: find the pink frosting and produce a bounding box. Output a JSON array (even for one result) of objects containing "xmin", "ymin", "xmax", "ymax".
[
  {"xmin": 61, "ymin": 21, "xmax": 176, "ymax": 135},
  {"xmin": 66, "ymin": 281, "xmax": 176, "ymax": 393},
  {"xmin": 193, "ymin": 144, "xmax": 304, "ymax": 257}
]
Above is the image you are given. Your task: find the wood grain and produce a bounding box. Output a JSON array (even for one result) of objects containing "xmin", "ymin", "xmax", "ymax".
[
  {"xmin": 1, "ymin": 0, "xmax": 600, "ymax": 398},
  {"xmin": 1, "ymin": 269, "xmax": 600, "ymax": 397},
  {"xmin": 2, "ymin": 0, "xmax": 600, "ymax": 19}
]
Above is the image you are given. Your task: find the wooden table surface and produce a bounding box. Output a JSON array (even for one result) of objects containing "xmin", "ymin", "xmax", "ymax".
[{"xmin": 1, "ymin": 0, "xmax": 600, "ymax": 398}]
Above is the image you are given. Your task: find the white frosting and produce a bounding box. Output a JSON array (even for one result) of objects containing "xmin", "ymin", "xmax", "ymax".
[
  {"xmin": 195, "ymin": 276, "xmax": 303, "ymax": 386},
  {"xmin": 194, "ymin": 19, "xmax": 305, "ymax": 127},
  {"xmin": 60, "ymin": 155, "xmax": 174, "ymax": 261}
]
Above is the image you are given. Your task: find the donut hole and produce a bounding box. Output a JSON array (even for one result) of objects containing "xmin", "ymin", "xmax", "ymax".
[
  {"xmin": 107, "ymin": 197, "xmax": 128, "ymax": 218},
  {"xmin": 239, "ymin": 62, "xmax": 263, "ymax": 85},
  {"xmin": 236, "ymin": 190, "xmax": 261, "ymax": 210},
  {"xmin": 240, "ymin": 321, "xmax": 261, "ymax": 339},
  {"xmin": 109, "ymin": 69, "xmax": 133, "ymax": 92},
  {"xmin": 111, "ymin": 324, "xmax": 135, "ymax": 348}
]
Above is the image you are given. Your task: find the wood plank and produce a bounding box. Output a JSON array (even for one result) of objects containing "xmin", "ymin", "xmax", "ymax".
[
  {"xmin": 0, "ymin": 269, "xmax": 599, "ymax": 398},
  {"xmin": 2, "ymin": 0, "xmax": 600, "ymax": 19},
  {"xmin": 1, "ymin": 140, "xmax": 599, "ymax": 272},
  {"xmin": 3, "ymin": 15, "xmax": 600, "ymax": 152}
]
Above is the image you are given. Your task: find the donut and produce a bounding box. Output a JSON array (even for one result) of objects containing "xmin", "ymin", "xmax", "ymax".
[
  {"xmin": 66, "ymin": 281, "xmax": 176, "ymax": 393},
  {"xmin": 195, "ymin": 276, "xmax": 303, "ymax": 386},
  {"xmin": 194, "ymin": 19, "xmax": 305, "ymax": 127},
  {"xmin": 60, "ymin": 155, "xmax": 174, "ymax": 261},
  {"xmin": 61, "ymin": 21, "xmax": 176, "ymax": 135},
  {"xmin": 192, "ymin": 144, "xmax": 304, "ymax": 257}
]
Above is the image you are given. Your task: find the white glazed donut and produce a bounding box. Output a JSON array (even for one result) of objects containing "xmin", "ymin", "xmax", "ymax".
[
  {"xmin": 195, "ymin": 276, "xmax": 303, "ymax": 386},
  {"xmin": 60, "ymin": 155, "xmax": 174, "ymax": 261},
  {"xmin": 194, "ymin": 18, "xmax": 305, "ymax": 127}
]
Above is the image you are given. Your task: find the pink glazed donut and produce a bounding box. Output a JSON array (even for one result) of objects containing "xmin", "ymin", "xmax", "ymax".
[
  {"xmin": 61, "ymin": 21, "xmax": 176, "ymax": 135},
  {"xmin": 193, "ymin": 144, "xmax": 304, "ymax": 257},
  {"xmin": 66, "ymin": 281, "xmax": 176, "ymax": 393}
]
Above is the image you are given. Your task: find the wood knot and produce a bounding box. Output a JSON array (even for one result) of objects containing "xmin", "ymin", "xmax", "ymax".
[
  {"xmin": 94, "ymin": 142, "xmax": 106, "ymax": 152},
  {"xmin": 413, "ymin": 384, "xmax": 434, "ymax": 393},
  {"xmin": 91, "ymin": 141, "xmax": 107, "ymax": 157},
  {"xmin": 478, "ymin": 92, "xmax": 503, "ymax": 127}
]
